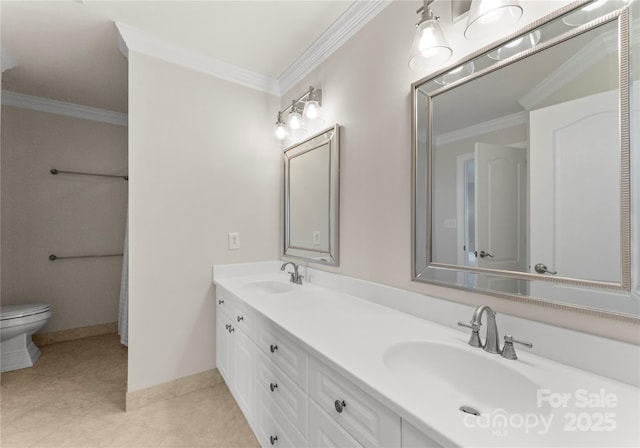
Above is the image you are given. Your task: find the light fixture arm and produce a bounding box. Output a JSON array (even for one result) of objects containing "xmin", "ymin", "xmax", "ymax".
[
  {"xmin": 416, "ymin": 0, "xmax": 438, "ymax": 25},
  {"xmin": 276, "ymin": 86, "xmax": 322, "ymax": 118}
]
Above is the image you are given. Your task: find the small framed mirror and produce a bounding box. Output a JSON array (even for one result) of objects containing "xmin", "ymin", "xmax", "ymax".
[{"xmin": 284, "ymin": 125, "xmax": 340, "ymax": 265}]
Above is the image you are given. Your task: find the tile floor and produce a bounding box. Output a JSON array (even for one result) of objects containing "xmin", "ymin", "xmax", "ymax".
[{"xmin": 0, "ymin": 334, "xmax": 259, "ymax": 447}]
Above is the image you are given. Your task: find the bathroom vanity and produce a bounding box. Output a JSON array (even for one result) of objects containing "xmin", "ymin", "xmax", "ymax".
[{"xmin": 213, "ymin": 262, "xmax": 640, "ymax": 447}]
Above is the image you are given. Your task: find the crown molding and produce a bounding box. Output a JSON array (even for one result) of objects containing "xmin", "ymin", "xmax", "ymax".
[
  {"xmin": 518, "ymin": 28, "xmax": 618, "ymax": 111},
  {"xmin": 115, "ymin": 2, "xmax": 391, "ymax": 98},
  {"xmin": 436, "ymin": 111, "xmax": 527, "ymax": 146},
  {"xmin": 1, "ymin": 90, "xmax": 128, "ymax": 126},
  {"xmin": 278, "ymin": 0, "xmax": 392, "ymax": 95},
  {"xmin": 115, "ymin": 22, "xmax": 280, "ymax": 96}
]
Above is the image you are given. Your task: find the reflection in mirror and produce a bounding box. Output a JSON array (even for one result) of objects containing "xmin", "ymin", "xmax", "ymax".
[
  {"xmin": 284, "ymin": 125, "xmax": 339, "ymax": 265},
  {"xmin": 413, "ymin": 1, "xmax": 639, "ymax": 319}
]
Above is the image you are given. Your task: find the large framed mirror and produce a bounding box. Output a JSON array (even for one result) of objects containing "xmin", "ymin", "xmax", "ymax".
[
  {"xmin": 284, "ymin": 125, "xmax": 340, "ymax": 265},
  {"xmin": 412, "ymin": 0, "xmax": 639, "ymax": 319}
]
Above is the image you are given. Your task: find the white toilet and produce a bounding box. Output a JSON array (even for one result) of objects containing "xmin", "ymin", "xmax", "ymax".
[{"xmin": 0, "ymin": 304, "xmax": 51, "ymax": 372}]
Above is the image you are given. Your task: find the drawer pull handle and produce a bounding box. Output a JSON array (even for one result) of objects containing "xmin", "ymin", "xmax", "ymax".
[
  {"xmin": 269, "ymin": 435, "xmax": 278, "ymax": 445},
  {"xmin": 228, "ymin": 326, "xmax": 234, "ymax": 333},
  {"xmin": 270, "ymin": 344, "xmax": 278, "ymax": 353},
  {"xmin": 218, "ymin": 299, "xmax": 224, "ymax": 305},
  {"xmin": 237, "ymin": 315, "xmax": 244, "ymax": 322},
  {"xmin": 269, "ymin": 382, "xmax": 278, "ymax": 392},
  {"xmin": 225, "ymin": 324, "xmax": 231, "ymax": 330},
  {"xmin": 334, "ymin": 400, "xmax": 346, "ymax": 413}
]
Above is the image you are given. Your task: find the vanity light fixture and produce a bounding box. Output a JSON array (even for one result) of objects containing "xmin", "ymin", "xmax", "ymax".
[
  {"xmin": 273, "ymin": 86, "xmax": 323, "ymax": 141},
  {"xmin": 408, "ymin": 0, "xmax": 453, "ymax": 71},
  {"xmin": 465, "ymin": 0, "xmax": 523, "ymax": 40}
]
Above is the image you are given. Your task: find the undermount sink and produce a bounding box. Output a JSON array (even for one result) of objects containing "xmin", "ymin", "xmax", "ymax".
[
  {"xmin": 240, "ymin": 280, "xmax": 295, "ymax": 295},
  {"xmin": 383, "ymin": 341, "xmax": 544, "ymax": 416}
]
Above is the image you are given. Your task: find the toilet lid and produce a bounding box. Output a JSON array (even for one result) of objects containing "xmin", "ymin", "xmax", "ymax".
[{"xmin": 0, "ymin": 304, "xmax": 50, "ymax": 320}]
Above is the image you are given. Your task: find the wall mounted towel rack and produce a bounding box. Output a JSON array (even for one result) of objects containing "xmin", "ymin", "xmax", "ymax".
[
  {"xmin": 50, "ymin": 168, "xmax": 128, "ymax": 181},
  {"xmin": 49, "ymin": 253, "xmax": 123, "ymax": 261}
]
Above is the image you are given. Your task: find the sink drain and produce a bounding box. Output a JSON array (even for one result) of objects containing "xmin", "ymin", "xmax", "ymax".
[{"xmin": 459, "ymin": 405, "xmax": 480, "ymax": 416}]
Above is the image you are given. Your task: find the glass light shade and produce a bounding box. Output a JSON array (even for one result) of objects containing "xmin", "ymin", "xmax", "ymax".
[
  {"xmin": 409, "ymin": 19, "xmax": 453, "ymax": 71},
  {"xmin": 287, "ymin": 109, "xmax": 302, "ymax": 130},
  {"xmin": 465, "ymin": 0, "xmax": 523, "ymax": 40},
  {"xmin": 487, "ymin": 30, "xmax": 541, "ymax": 60},
  {"xmin": 303, "ymin": 100, "xmax": 321, "ymax": 120},
  {"xmin": 274, "ymin": 122, "xmax": 287, "ymax": 140}
]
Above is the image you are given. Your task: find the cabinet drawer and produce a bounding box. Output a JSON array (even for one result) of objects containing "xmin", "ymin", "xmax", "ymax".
[
  {"xmin": 256, "ymin": 320, "xmax": 308, "ymax": 391},
  {"xmin": 309, "ymin": 400, "xmax": 362, "ymax": 448},
  {"xmin": 256, "ymin": 350, "xmax": 308, "ymax": 437},
  {"xmin": 309, "ymin": 357, "xmax": 401, "ymax": 448},
  {"xmin": 255, "ymin": 389, "xmax": 306, "ymax": 448}
]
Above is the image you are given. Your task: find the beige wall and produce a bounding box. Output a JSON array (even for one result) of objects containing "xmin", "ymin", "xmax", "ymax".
[
  {"xmin": 127, "ymin": 52, "xmax": 281, "ymax": 391},
  {"xmin": 281, "ymin": 0, "xmax": 639, "ymax": 343},
  {"xmin": 1, "ymin": 106, "xmax": 127, "ymax": 332}
]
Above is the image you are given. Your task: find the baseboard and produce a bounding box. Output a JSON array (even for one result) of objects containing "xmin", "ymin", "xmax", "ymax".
[
  {"xmin": 32, "ymin": 322, "xmax": 118, "ymax": 346},
  {"xmin": 125, "ymin": 369, "xmax": 223, "ymax": 411}
]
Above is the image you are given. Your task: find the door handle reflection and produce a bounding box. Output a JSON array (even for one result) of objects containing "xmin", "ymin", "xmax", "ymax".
[
  {"xmin": 534, "ymin": 263, "xmax": 557, "ymax": 275},
  {"xmin": 474, "ymin": 250, "xmax": 494, "ymax": 258}
]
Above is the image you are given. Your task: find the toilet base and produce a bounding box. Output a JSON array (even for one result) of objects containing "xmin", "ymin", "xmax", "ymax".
[{"xmin": 0, "ymin": 333, "xmax": 42, "ymax": 372}]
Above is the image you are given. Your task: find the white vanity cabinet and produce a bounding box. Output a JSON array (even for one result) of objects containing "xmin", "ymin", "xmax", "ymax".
[{"xmin": 215, "ymin": 286, "xmax": 432, "ymax": 448}]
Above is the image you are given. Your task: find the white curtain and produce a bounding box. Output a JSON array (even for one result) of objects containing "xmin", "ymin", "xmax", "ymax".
[{"xmin": 118, "ymin": 212, "xmax": 128, "ymax": 346}]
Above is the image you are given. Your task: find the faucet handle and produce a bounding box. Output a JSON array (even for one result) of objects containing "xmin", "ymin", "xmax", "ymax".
[
  {"xmin": 458, "ymin": 321, "xmax": 482, "ymax": 348},
  {"xmin": 287, "ymin": 271, "xmax": 304, "ymax": 285},
  {"xmin": 501, "ymin": 334, "xmax": 533, "ymax": 360},
  {"xmin": 457, "ymin": 321, "xmax": 476, "ymax": 330}
]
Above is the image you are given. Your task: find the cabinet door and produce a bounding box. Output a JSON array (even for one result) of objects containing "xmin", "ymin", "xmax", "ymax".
[
  {"xmin": 216, "ymin": 311, "xmax": 233, "ymax": 382},
  {"xmin": 233, "ymin": 327, "xmax": 255, "ymax": 423},
  {"xmin": 309, "ymin": 400, "xmax": 362, "ymax": 448}
]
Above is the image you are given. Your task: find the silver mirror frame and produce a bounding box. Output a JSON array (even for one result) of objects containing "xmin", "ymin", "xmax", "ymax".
[
  {"xmin": 411, "ymin": 1, "xmax": 637, "ymax": 322},
  {"xmin": 283, "ymin": 124, "xmax": 340, "ymax": 266}
]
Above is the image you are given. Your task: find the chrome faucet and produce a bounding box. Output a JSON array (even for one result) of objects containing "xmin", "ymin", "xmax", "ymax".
[
  {"xmin": 458, "ymin": 305, "xmax": 501, "ymax": 354},
  {"xmin": 458, "ymin": 305, "xmax": 533, "ymax": 359},
  {"xmin": 280, "ymin": 262, "xmax": 303, "ymax": 285}
]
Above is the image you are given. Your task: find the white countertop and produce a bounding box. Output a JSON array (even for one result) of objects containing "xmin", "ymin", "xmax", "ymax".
[{"xmin": 213, "ymin": 266, "xmax": 640, "ymax": 447}]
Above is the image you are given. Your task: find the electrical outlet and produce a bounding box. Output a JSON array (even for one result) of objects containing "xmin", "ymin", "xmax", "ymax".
[
  {"xmin": 312, "ymin": 231, "xmax": 321, "ymax": 246},
  {"xmin": 228, "ymin": 232, "xmax": 240, "ymax": 250}
]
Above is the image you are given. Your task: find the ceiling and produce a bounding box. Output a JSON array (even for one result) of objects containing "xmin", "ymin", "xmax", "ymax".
[{"xmin": 1, "ymin": 0, "xmax": 356, "ymax": 113}]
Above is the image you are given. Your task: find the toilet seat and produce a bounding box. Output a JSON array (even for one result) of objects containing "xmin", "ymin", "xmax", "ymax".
[{"xmin": 0, "ymin": 304, "xmax": 51, "ymax": 320}]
